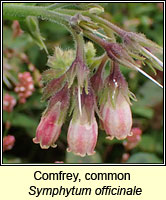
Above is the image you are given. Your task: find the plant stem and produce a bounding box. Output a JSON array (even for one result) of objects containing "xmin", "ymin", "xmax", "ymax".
[
  {"xmin": 75, "ymin": 33, "xmax": 85, "ymax": 62},
  {"xmin": 83, "ymin": 30, "xmax": 107, "ymax": 49},
  {"xmin": 53, "ymin": 9, "xmax": 126, "ymax": 36},
  {"xmin": 87, "ymin": 15, "xmax": 126, "ymax": 37},
  {"xmin": 47, "ymin": 3, "xmax": 70, "ymax": 10},
  {"xmin": 3, "ymin": 4, "xmax": 70, "ymax": 27}
]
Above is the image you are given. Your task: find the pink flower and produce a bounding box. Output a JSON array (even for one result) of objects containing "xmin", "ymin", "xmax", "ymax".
[
  {"xmin": 3, "ymin": 135, "xmax": 15, "ymax": 152},
  {"xmin": 33, "ymin": 84, "xmax": 69, "ymax": 149},
  {"xmin": 33, "ymin": 102, "xmax": 62, "ymax": 149},
  {"xmin": 100, "ymin": 62, "xmax": 133, "ymax": 140},
  {"xmin": 3, "ymin": 93, "xmax": 16, "ymax": 112},
  {"xmin": 67, "ymin": 110, "xmax": 98, "ymax": 157},
  {"xmin": 67, "ymin": 88, "xmax": 98, "ymax": 157},
  {"xmin": 101, "ymin": 92, "xmax": 132, "ymax": 140}
]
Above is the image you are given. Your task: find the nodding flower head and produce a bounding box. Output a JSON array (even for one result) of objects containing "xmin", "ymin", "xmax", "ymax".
[
  {"xmin": 100, "ymin": 62, "xmax": 133, "ymax": 140},
  {"xmin": 67, "ymin": 88, "xmax": 98, "ymax": 157},
  {"xmin": 33, "ymin": 84, "xmax": 69, "ymax": 149}
]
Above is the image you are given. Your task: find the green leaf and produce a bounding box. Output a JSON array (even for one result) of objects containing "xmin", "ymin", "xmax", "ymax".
[
  {"xmin": 3, "ymin": 112, "xmax": 38, "ymax": 138},
  {"xmin": 135, "ymin": 80, "xmax": 163, "ymax": 107},
  {"xmin": 139, "ymin": 131, "xmax": 163, "ymax": 154},
  {"xmin": 132, "ymin": 105, "xmax": 154, "ymax": 119},
  {"xmin": 3, "ymin": 156, "xmax": 22, "ymax": 164},
  {"xmin": 12, "ymin": 113, "xmax": 38, "ymax": 128},
  {"xmin": 126, "ymin": 152, "xmax": 162, "ymax": 163}
]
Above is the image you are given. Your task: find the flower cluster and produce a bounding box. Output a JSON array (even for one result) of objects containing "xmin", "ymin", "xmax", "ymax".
[
  {"xmin": 3, "ymin": 135, "xmax": 15, "ymax": 152},
  {"xmin": 14, "ymin": 72, "xmax": 34, "ymax": 103},
  {"xmin": 32, "ymin": 4, "xmax": 163, "ymax": 157},
  {"xmin": 33, "ymin": 43, "xmax": 136, "ymax": 157},
  {"xmin": 3, "ymin": 93, "xmax": 16, "ymax": 112}
]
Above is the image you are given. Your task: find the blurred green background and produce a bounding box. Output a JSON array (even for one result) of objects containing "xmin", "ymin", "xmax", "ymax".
[{"xmin": 3, "ymin": 3, "xmax": 163, "ymax": 164}]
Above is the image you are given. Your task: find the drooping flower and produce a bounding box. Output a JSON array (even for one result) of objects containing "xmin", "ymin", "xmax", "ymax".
[
  {"xmin": 33, "ymin": 84, "xmax": 69, "ymax": 149},
  {"xmin": 67, "ymin": 88, "xmax": 98, "ymax": 157},
  {"xmin": 100, "ymin": 62, "xmax": 133, "ymax": 140}
]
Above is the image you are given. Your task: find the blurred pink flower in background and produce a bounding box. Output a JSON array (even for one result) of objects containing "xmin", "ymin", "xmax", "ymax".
[
  {"xmin": 3, "ymin": 93, "xmax": 16, "ymax": 112},
  {"xmin": 3, "ymin": 135, "xmax": 15, "ymax": 152}
]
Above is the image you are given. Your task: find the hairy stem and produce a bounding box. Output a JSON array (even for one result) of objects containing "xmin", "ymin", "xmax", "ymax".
[
  {"xmin": 47, "ymin": 3, "xmax": 70, "ymax": 10},
  {"xmin": 3, "ymin": 4, "xmax": 70, "ymax": 27},
  {"xmin": 53, "ymin": 8, "xmax": 126, "ymax": 36}
]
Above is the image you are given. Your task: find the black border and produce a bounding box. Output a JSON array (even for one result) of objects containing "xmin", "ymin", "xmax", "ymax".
[{"xmin": 1, "ymin": 1, "xmax": 165, "ymax": 166}]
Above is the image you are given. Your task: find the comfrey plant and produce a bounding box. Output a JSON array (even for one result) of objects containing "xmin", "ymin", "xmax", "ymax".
[{"xmin": 3, "ymin": 3, "xmax": 163, "ymax": 157}]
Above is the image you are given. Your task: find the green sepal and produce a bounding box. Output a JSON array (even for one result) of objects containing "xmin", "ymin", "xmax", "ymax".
[
  {"xmin": 141, "ymin": 50, "xmax": 163, "ymax": 71},
  {"xmin": 47, "ymin": 47, "xmax": 75, "ymax": 79},
  {"xmin": 99, "ymin": 86, "xmax": 108, "ymax": 106},
  {"xmin": 128, "ymin": 91, "xmax": 137, "ymax": 102},
  {"xmin": 42, "ymin": 69, "xmax": 60, "ymax": 83},
  {"xmin": 144, "ymin": 60, "xmax": 157, "ymax": 75},
  {"xmin": 109, "ymin": 85, "xmax": 119, "ymax": 108}
]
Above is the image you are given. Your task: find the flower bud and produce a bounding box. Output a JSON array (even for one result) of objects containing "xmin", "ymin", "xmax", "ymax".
[
  {"xmin": 33, "ymin": 84, "xmax": 69, "ymax": 149},
  {"xmin": 103, "ymin": 42, "xmax": 139, "ymax": 70},
  {"xmin": 67, "ymin": 88, "xmax": 98, "ymax": 157}
]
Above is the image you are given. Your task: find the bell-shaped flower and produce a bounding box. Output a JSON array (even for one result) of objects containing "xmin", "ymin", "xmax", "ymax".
[
  {"xmin": 33, "ymin": 84, "xmax": 69, "ymax": 149},
  {"xmin": 67, "ymin": 88, "xmax": 98, "ymax": 157},
  {"xmin": 101, "ymin": 92, "xmax": 132, "ymax": 140},
  {"xmin": 100, "ymin": 62, "xmax": 134, "ymax": 140}
]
